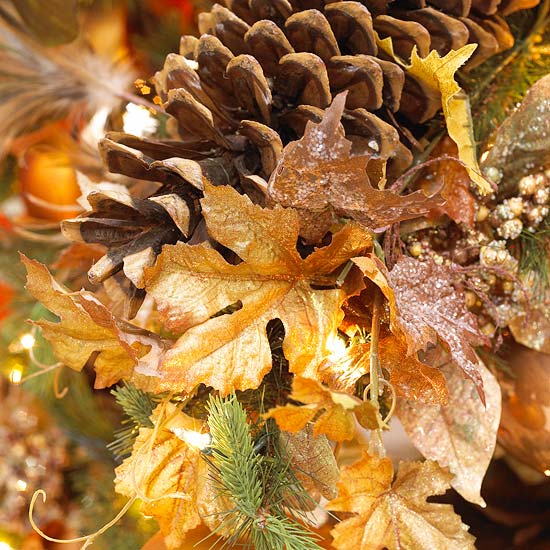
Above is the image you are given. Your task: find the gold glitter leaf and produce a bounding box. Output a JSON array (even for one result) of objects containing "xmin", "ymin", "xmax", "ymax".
[
  {"xmin": 22, "ymin": 255, "xmax": 164, "ymax": 390},
  {"xmin": 264, "ymin": 376, "xmax": 377, "ymax": 441},
  {"xmin": 326, "ymin": 452, "xmax": 476, "ymax": 550},
  {"xmin": 143, "ymin": 183, "xmax": 372, "ymax": 394},
  {"xmin": 406, "ymin": 45, "xmax": 491, "ymax": 195},
  {"xmin": 115, "ymin": 403, "xmax": 208, "ymax": 550}
]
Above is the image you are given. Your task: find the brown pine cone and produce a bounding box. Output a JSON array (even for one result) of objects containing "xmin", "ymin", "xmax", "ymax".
[{"xmin": 72, "ymin": 0, "xmax": 539, "ymax": 315}]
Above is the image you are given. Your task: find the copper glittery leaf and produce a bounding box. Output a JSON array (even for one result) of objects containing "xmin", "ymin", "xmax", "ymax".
[
  {"xmin": 22, "ymin": 255, "xmax": 164, "ymax": 389},
  {"xmin": 398, "ymin": 360, "xmax": 501, "ymax": 506},
  {"xmin": 354, "ymin": 255, "xmax": 487, "ymax": 403},
  {"xmin": 115, "ymin": 403, "xmax": 207, "ymax": 550},
  {"xmin": 264, "ymin": 376, "xmax": 377, "ymax": 442},
  {"xmin": 319, "ymin": 336, "xmax": 448, "ymax": 404},
  {"xmin": 143, "ymin": 184, "xmax": 372, "ymax": 394},
  {"xmin": 326, "ymin": 452, "xmax": 476, "ymax": 550},
  {"xmin": 267, "ymin": 92, "xmax": 443, "ymax": 241},
  {"xmin": 378, "ymin": 336, "xmax": 449, "ymax": 404}
]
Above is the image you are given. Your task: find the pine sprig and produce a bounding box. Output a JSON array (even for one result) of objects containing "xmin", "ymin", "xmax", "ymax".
[
  {"xmin": 206, "ymin": 394, "xmax": 323, "ymax": 550},
  {"xmin": 107, "ymin": 383, "xmax": 161, "ymax": 460},
  {"xmin": 517, "ymin": 220, "xmax": 550, "ymax": 294}
]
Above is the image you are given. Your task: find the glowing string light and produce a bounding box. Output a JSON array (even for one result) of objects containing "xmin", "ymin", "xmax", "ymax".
[{"xmin": 20, "ymin": 332, "xmax": 36, "ymax": 350}]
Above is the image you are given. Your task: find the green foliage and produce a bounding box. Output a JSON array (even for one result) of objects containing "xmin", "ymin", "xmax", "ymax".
[
  {"xmin": 517, "ymin": 219, "xmax": 550, "ymax": 294},
  {"xmin": 206, "ymin": 394, "xmax": 323, "ymax": 550},
  {"xmin": 108, "ymin": 383, "xmax": 162, "ymax": 460},
  {"xmin": 464, "ymin": 0, "xmax": 550, "ymax": 146}
]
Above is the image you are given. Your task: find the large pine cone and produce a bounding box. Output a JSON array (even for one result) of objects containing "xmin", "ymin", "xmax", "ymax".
[{"xmin": 66, "ymin": 0, "xmax": 540, "ymax": 314}]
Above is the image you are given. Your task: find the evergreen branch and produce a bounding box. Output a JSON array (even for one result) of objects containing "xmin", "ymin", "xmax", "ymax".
[
  {"xmin": 107, "ymin": 383, "xmax": 162, "ymax": 460},
  {"xmin": 517, "ymin": 219, "xmax": 550, "ymax": 294},
  {"xmin": 464, "ymin": 0, "xmax": 550, "ymax": 145},
  {"xmin": 206, "ymin": 395, "xmax": 323, "ymax": 550}
]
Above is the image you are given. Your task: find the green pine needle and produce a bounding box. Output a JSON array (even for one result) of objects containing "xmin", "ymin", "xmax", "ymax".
[
  {"xmin": 108, "ymin": 383, "xmax": 162, "ymax": 459},
  {"xmin": 517, "ymin": 220, "xmax": 550, "ymax": 294},
  {"xmin": 206, "ymin": 395, "xmax": 323, "ymax": 550}
]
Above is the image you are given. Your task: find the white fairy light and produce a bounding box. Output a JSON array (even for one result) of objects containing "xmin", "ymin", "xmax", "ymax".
[
  {"xmin": 171, "ymin": 428, "xmax": 212, "ymax": 450},
  {"xmin": 20, "ymin": 332, "xmax": 36, "ymax": 350},
  {"xmin": 325, "ymin": 332, "xmax": 348, "ymax": 362},
  {"xmin": 123, "ymin": 103, "xmax": 158, "ymax": 137},
  {"xmin": 9, "ymin": 365, "xmax": 22, "ymax": 385}
]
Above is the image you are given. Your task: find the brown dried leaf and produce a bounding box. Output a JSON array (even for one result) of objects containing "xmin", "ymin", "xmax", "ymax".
[
  {"xmin": 354, "ymin": 255, "xmax": 487, "ymax": 403},
  {"xmin": 267, "ymin": 92, "xmax": 443, "ymax": 240},
  {"xmin": 279, "ymin": 424, "xmax": 340, "ymax": 501},
  {"xmin": 398, "ymin": 360, "xmax": 501, "ymax": 506},
  {"xmin": 264, "ymin": 376, "xmax": 377, "ymax": 441},
  {"xmin": 143, "ymin": 184, "xmax": 372, "ymax": 394},
  {"xmin": 115, "ymin": 403, "xmax": 207, "ymax": 550},
  {"xmin": 22, "ymin": 255, "xmax": 164, "ymax": 389},
  {"xmin": 326, "ymin": 452, "xmax": 476, "ymax": 550}
]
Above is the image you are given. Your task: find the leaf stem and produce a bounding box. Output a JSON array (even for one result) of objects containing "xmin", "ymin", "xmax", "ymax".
[{"xmin": 368, "ymin": 289, "xmax": 385, "ymax": 457}]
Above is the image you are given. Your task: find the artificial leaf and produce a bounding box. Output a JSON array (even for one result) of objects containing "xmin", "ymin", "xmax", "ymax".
[
  {"xmin": 481, "ymin": 74, "xmax": 550, "ymax": 195},
  {"xmin": 354, "ymin": 255, "xmax": 487, "ymax": 402},
  {"xmin": 320, "ymin": 335, "xmax": 448, "ymax": 405},
  {"xmin": 279, "ymin": 424, "xmax": 340, "ymax": 500},
  {"xmin": 509, "ymin": 305, "xmax": 550, "ymax": 354},
  {"xmin": 416, "ymin": 136, "xmax": 477, "ymax": 226},
  {"xmin": 406, "ymin": 45, "xmax": 491, "ymax": 195},
  {"xmin": 264, "ymin": 376, "xmax": 377, "ymax": 441},
  {"xmin": 22, "ymin": 255, "xmax": 164, "ymax": 389},
  {"xmin": 115, "ymin": 403, "xmax": 208, "ymax": 550},
  {"xmin": 398, "ymin": 360, "xmax": 501, "ymax": 506},
  {"xmin": 327, "ymin": 452, "xmax": 476, "ymax": 550},
  {"xmin": 267, "ymin": 92, "xmax": 443, "ymax": 241},
  {"xmin": 143, "ymin": 183, "xmax": 372, "ymax": 394}
]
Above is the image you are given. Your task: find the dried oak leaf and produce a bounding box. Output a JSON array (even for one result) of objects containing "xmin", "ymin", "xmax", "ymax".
[
  {"xmin": 353, "ymin": 255, "xmax": 487, "ymax": 403},
  {"xmin": 326, "ymin": 452, "xmax": 476, "ymax": 550},
  {"xmin": 115, "ymin": 403, "xmax": 208, "ymax": 550},
  {"xmin": 22, "ymin": 255, "xmax": 164, "ymax": 389},
  {"xmin": 264, "ymin": 376, "xmax": 377, "ymax": 442},
  {"xmin": 279, "ymin": 423, "xmax": 340, "ymax": 501},
  {"xmin": 398, "ymin": 360, "xmax": 501, "ymax": 507},
  {"xmin": 143, "ymin": 183, "xmax": 372, "ymax": 394},
  {"xmin": 266, "ymin": 92, "xmax": 443, "ymax": 242},
  {"xmin": 406, "ymin": 45, "xmax": 491, "ymax": 195}
]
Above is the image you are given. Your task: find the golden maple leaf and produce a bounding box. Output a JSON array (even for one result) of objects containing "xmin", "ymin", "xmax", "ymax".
[
  {"xmin": 327, "ymin": 452, "xmax": 476, "ymax": 550},
  {"xmin": 22, "ymin": 255, "xmax": 164, "ymax": 389},
  {"xmin": 142, "ymin": 183, "xmax": 372, "ymax": 394},
  {"xmin": 115, "ymin": 403, "xmax": 210, "ymax": 550},
  {"xmin": 264, "ymin": 376, "xmax": 377, "ymax": 441}
]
